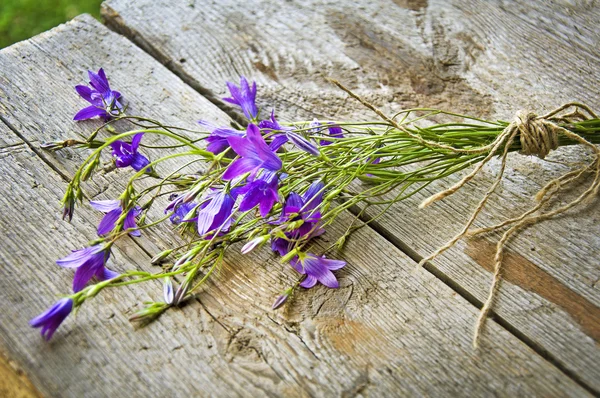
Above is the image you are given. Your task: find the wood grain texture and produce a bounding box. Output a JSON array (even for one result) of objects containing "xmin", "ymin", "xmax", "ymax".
[
  {"xmin": 100, "ymin": 0, "xmax": 600, "ymax": 392},
  {"xmin": 0, "ymin": 351, "xmax": 40, "ymax": 398},
  {"xmin": 0, "ymin": 14, "xmax": 593, "ymax": 397}
]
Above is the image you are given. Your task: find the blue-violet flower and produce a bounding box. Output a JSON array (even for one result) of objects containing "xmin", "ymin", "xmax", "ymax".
[
  {"xmin": 29, "ymin": 298, "xmax": 74, "ymax": 341},
  {"xmin": 110, "ymin": 133, "xmax": 152, "ymax": 172},
  {"xmin": 223, "ymin": 124, "xmax": 282, "ymax": 180},
  {"xmin": 320, "ymin": 123, "xmax": 344, "ymax": 146},
  {"xmin": 56, "ymin": 245, "xmax": 117, "ymax": 292},
  {"xmin": 74, "ymin": 68, "xmax": 123, "ymax": 121},
  {"xmin": 90, "ymin": 200, "xmax": 142, "ymax": 237},
  {"xmin": 239, "ymin": 171, "xmax": 280, "ymax": 217},
  {"xmin": 196, "ymin": 189, "xmax": 238, "ymax": 236},
  {"xmin": 223, "ymin": 76, "xmax": 258, "ymax": 120},
  {"xmin": 199, "ymin": 121, "xmax": 245, "ymax": 154},
  {"xmin": 290, "ymin": 253, "xmax": 346, "ymax": 288}
]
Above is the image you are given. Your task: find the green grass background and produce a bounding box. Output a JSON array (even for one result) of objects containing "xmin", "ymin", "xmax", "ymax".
[{"xmin": 1, "ymin": 0, "xmax": 103, "ymax": 48}]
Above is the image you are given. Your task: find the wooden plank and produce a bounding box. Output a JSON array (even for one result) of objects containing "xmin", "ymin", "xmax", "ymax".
[
  {"xmin": 0, "ymin": 14, "xmax": 593, "ymax": 396},
  {"xmin": 0, "ymin": 351, "xmax": 40, "ymax": 398},
  {"xmin": 100, "ymin": 0, "xmax": 600, "ymax": 392}
]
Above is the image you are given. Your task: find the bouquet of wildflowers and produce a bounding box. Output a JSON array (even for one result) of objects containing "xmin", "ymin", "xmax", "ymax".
[{"xmin": 31, "ymin": 68, "xmax": 600, "ymax": 346}]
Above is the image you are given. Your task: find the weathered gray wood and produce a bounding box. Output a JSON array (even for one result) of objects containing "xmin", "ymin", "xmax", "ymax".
[
  {"xmin": 0, "ymin": 14, "xmax": 594, "ymax": 397},
  {"xmin": 100, "ymin": 0, "xmax": 600, "ymax": 391}
]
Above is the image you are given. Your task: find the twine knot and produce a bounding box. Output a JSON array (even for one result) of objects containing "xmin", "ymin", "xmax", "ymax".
[{"xmin": 514, "ymin": 110, "xmax": 559, "ymax": 159}]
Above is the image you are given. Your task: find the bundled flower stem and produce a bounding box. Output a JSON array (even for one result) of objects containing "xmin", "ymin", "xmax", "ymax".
[{"xmin": 32, "ymin": 69, "xmax": 600, "ymax": 346}]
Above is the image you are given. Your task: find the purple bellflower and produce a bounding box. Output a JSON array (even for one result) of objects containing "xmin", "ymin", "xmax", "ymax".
[
  {"xmin": 223, "ymin": 76, "xmax": 258, "ymax": 120},
  {"xmin": 271, "ymin": 181, "xmax": 325, "ymax": 256},
  {"xmin": 110, "ymin": 133, "xmax": 152, "ymax": 172},
  {"xmin": 198, "ymin": 121, "xmax": 245, "ymax": 154},
  {"xmin": 259, "ymin": 111, "xmax": 319, "ymax": 155},
  {"xmin": 239, "ymin": 171, "xmax": 280, "ymax": 217},
  {"xmin": 57, "ymin": 245, "xmax": 118, "ymax": 292},
  {"xmin": 279, "ymin": 181, "xmax": 324, "ymax": 234},
  {"xmin": 196, "ymin": 189, "xmax": 238, "ymax": 236},
  {"xmin": 29, "ymin": 298, "xmax": 74, "ymax": 341},
  {"xmin": 223, "ymin": 124, "xmax": 282, "ymax": 180},
  {"xmin": 320, "ymin": 124, "xmax": 345, "ymax": 146},
  {"xmin": 291, "ymin": 253, "xmax": 346, "ymax": 288},
  {"xmin": 90, "ymin": 200, "xmax": 142, "ymax": 237},
  {"xmin": 74, "ymin": 68, "xmax": 123, "ymax": 121}
]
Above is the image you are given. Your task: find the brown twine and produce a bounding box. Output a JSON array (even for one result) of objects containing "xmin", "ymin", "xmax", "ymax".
[
  {"xmin": 329, "ymin": 79, "xmax": 600, "ymax": 350},
  {"xmin": 417, "ymin": 107, "xmax": 600, "ymax": 348}
]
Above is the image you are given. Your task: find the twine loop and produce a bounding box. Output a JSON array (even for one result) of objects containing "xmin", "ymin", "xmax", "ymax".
[{"xmin": 515, "ymin": 110, "xmax": 559, "ymax": 159}]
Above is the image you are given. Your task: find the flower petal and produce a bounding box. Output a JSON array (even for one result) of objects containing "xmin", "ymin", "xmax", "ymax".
[
  {"xmin": 97, "ymin": 266, "xmax": 120, "ymax": 281},
  {"xmin": 222, "ymin": 157, "xmax": 259, "ymax": 180},
  {"xmin": 74, "ymin": 106, "xmax": 106, "ymax": 121},
  {"xmin": 88, "ymin": 68, "xmax": 110, "ymax": 94},
  {"xmin": 90, "ymin": 200, "xmax": 121, "ymax": 213},
  {"xmin": 75, "ymin": 85, "xmax": 94, "ymax": 103},
  {"xmin": 288, "ymin": 132, "xmax": 320, "ymax": 156},
  {"xmin": 130, "ymin": 133, "xmax": 144, "ymax": 152},
  {"xmin": 300, "ymin": 274, "xmax": 318, "ymax": 288},
  {"xmin": 131, "ymin": 153, "xmax": 151, "ymax": 172},
  {"xmin": 304, "ymin": 255, "xmax": 339, "ymax": 288},
  {"xmin": 97, "ymin": 208, "xmax": 122, "ymax": 235},
  {"xmin": 56, "ymin": 246, "xmax": 100, "ymax": 269},
  {"xmin": 73, "ymin": 263, "xmax": 99, "ymax": 292},
  {"xmin": 124, "ymin": 208, "xmax": 141, "ymax": 237}
]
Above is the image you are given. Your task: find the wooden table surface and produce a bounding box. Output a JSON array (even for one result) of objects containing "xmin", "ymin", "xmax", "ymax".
[{"xmin": 0, "ymin": 1, "xmax": 599, "ymax": 396}]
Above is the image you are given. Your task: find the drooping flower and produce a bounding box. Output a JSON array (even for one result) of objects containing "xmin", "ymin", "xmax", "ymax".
[
  {"xmin": 74, "ymin": 68, "xmax": 123, "ymax": 121},
  {"xmin": 223, "ymin": 76, "xmax": 258, "ymax": 120},
  {"xmin": 90, "ymin": 200, "xmax": 142, "ymax": 237},
  {"xmin": 196, "ymin": 189, "xmax": 238, "ymax": 236},
  {"xmin": 290, "ymin": 253, "xmax": 346, "ymax": 288},
  {"xmin": 29, "ymin": 298, "xmax": 74, "ymax": 341},
  {"xmin": 56, "ymin": 245, "xmax": 117, "ymax": 292},
  {"xmin": 259, "ymin": 111, "xmax": 319, "ymax": 155},
  {"xmin": 110, "ymin": 133, "xmax": 152, "ymax": 172},
  {"xmin": 320, "ymin": 123, "xmax": 345, "ymax": 146},
  {"xmin": 223, "ymin": 124, "xmax": 282, "ymax": 180},
  {"xmin": 198, "ymin": 121, "xmax": 245, "ymax": 154},
  {"xmin": 239, "ymin": 171, "xmax": 280, "ymax": 217}
]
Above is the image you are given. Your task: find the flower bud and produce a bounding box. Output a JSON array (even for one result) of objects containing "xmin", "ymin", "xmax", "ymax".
[
  {"xmin": 241, "ymin": 235, "xmax": 268, "ymax": 254},
  {"xmin": 151, "ymin": 249, "xmax": 173, "ymax": 264},
  {"xmin": 272, "ymin": 287, "xmax": 294, "ymax": 310},
  {"xmin": 163, "ymin": 278, "xmax": 174, "ymax": 304}
]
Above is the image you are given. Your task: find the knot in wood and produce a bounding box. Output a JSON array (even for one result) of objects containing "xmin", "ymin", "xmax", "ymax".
[{"xmin": 515, "ymin": 110, "xmax": 559, "ymax": 159}]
